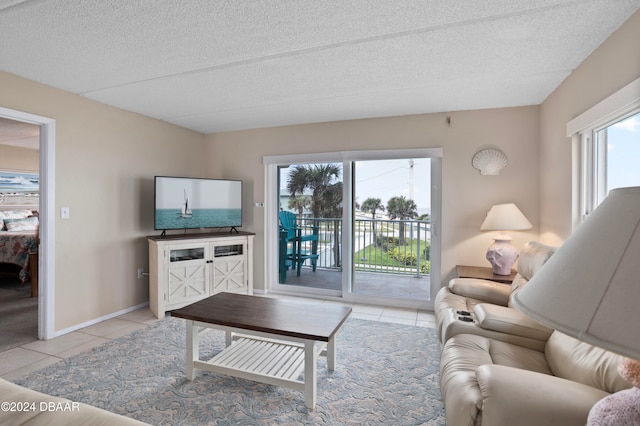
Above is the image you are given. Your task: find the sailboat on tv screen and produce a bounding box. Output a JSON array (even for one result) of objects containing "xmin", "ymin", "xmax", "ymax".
[{"xmin": 176, "ymin": 189, "xmax": 193, "ymax": 219}]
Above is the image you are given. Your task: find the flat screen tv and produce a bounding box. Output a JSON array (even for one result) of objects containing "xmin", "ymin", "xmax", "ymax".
[{"xmin": 154, "ymin": 176, "xmax": 242, "ymax": 232}]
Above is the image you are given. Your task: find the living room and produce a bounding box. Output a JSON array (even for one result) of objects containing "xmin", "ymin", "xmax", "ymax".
[{"xmin": 0, "ymin": 2, "xmax": 639, "ymax": 424}]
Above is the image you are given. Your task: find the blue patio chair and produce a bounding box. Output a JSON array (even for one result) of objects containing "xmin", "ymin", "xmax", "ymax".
[{"xmin": 278, "ymin": 211, "xmax": 319, "ymax": 283}]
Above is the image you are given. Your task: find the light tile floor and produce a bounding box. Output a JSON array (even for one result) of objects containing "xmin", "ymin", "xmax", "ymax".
[{"xmin": 0, "ymin": 295, "xmax": 436, "ymax": 382}]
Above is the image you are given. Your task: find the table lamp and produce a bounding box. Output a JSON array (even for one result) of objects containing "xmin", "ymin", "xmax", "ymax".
[
  {"xmin": 480, "ymin": 203, "xmax": 532, "ymax": 275},
  {"xmin": 512, "ymin": 186, "xmax": 640, "ymax": 425}
]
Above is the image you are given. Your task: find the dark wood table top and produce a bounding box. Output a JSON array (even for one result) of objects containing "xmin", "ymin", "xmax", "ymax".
[
  {"xmin": 169, "ymin": 293, "xmax": 352, "ymax": 342},
  {"xmin": 456, "ymin": 264, "xmax": 517, "ymax": 284}
]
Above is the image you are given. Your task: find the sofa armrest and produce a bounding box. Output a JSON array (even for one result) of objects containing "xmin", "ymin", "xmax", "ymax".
[
  {"xmin": 474, "ymin": 303, "xmax": 553, "ymax": 341},
  {"xmin": 476, "ymin": 365, "xmax": 610, "ymax": 426},
  {"xmin": 0, "ymin": 378, "xmax": 149, "ymax": 425},
  {"xmin": 448, "ymin": 278, "xmax": 511, "ymax": 306}
]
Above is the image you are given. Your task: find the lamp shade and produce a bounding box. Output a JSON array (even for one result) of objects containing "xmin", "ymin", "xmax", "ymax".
[
  {"xmin": 512, "ymin": 186, "xmax": 640, "ymax": 360},
  {"xmin": 480, "ymin": 203, "xmax": 533, "ymax": 231}
]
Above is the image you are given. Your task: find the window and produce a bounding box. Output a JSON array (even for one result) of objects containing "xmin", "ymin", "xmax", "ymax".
[{"xmin": 567, "ymin": 77, "xmax": 640, "ymax": 224}]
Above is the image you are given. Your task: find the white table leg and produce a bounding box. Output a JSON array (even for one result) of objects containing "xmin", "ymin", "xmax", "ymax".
[
  {"xmin": 225, "ymin": 329, "xmax": 233, "ymax": 347},
  {"xmin": 327, "ymin": 335, "xmax": 336, "ymax": 372},
  {"xmin": 186, "ymin": 320, "xmax": 199, "ymax": 380},
  {"xmin": 304, "ymin": 340, "xmax": 317, "ymax": 410}
]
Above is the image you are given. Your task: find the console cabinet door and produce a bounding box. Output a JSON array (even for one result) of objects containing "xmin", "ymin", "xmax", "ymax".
[
  {"xmin": 166, "ymin": 243, "xmax": 210, "ymax": 306},
  {"xmin": 211, "ymin": 239, "xmax": 248, "ymax": 294}
]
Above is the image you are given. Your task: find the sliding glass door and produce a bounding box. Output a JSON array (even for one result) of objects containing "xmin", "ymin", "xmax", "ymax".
[
  {"xmin": 274, "ymin": 162, "xmax": 343, "ymax": 297},
  {"xmin": 266, "ymin": 149, "xmax": 441, "ymax": 308},
  {"xmin": 351, "ymin": 158, "xmax": 432, "ymax": 300}
]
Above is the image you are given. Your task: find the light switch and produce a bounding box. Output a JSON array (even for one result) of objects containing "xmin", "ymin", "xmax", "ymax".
[{"xmin": 61, "ymin": 207, "xmax": 70, "ymax": 219}]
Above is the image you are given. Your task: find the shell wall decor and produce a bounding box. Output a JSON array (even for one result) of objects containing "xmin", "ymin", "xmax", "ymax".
[{"xmin": 472, "ymin": 148, "xmax": 508, "ymax": 175}]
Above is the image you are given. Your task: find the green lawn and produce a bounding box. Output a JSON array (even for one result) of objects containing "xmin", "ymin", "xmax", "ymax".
[{"xmin": 354, "ymin": 240, "xmax": 430, "ymax": 273}]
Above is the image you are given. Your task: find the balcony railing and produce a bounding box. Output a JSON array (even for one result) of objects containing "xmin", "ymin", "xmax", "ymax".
[{"xmin": 295, "ymin": 217, "xmax": 431, "ymax": 277}]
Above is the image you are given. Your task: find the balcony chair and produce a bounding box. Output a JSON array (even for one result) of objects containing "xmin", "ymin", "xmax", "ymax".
[{"xmin": 278, "ymin": 211, "xmax": 319, "ymax": 283}]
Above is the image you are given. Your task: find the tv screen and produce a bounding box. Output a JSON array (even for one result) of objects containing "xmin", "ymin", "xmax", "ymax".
[{"xmin": 154, "ymin": 176, "xmax": 242, "ymax": 231}]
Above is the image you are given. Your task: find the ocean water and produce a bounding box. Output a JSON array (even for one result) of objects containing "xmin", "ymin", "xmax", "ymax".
[{"xmin": 155, "ymin": 209, "xmax": 241, "ymax": 230}]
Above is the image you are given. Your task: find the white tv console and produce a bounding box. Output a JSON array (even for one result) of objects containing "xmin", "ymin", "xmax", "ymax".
[{"xmin": 147, "ymin": 231, "xmax": 255, "ymax": 318}]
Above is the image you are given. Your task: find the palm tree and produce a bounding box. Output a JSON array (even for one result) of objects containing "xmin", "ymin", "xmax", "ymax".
[
  {"xmin": 288, "ymin": 195, "xmax": 310, "ymax": 215},
  {"xmin": 287, "ymin": 163, "xmax": 343, "ymax": 267},
  {"xmin": 361, "ymin": 197, "xmax": 384, "ymax": 243},
  {"xmin": 287, "ymin": 164, "xmax": 341, "ymax": 219},
  {"xmin": 386, "ymin": 195, "xmax": 418, "ymax": 245}
]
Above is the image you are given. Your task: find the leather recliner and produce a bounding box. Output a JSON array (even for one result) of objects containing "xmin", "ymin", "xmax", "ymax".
[
  {"xmin": 435, "ymin": 241, "xmax": 556, "ymax": 350},
  {"xmin": 439, "ymin": 331, "xmax": 631, "ymax": 426},
  {"xmin": 436, "ymin": 241, "xmax": 631, "ymax": 425}
]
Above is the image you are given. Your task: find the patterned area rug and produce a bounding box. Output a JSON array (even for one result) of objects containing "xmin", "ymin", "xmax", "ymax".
[{"xmin": 15, "ymin": 317, "xmax": 445, "ymax": 425}]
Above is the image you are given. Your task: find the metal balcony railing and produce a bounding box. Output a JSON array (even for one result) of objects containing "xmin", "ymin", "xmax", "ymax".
[{"xmin": 295, "ymin": 217, "xmax": 431, "ymax": 276}]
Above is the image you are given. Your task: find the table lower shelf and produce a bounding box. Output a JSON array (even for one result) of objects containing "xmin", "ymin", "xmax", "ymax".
[{"xmin": 196, "ymin": 336, "xmax": 309, "ymax": 391}]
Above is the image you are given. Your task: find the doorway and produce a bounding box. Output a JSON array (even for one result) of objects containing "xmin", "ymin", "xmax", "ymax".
[
  {"xmin": 0, "ymin": 120, "xmax": 40, "ymax": 350},
  {"xmin": 0, "ymin": 106, "xmax": 56, "ymax": 341}
]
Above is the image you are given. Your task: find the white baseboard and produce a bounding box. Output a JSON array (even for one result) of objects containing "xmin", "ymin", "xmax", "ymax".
[{"xmin": 54, "ymin": 301, "xmax": 150, "ymax": 338}]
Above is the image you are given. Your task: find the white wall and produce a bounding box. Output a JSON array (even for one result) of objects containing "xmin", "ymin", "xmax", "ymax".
[
  {"xmin": 205, "ymin": 106, "xmax": 540, "ymax": 290},
  {"xmin": 539, "ymin": 10, "xmax": 640, "ymax": 244}
]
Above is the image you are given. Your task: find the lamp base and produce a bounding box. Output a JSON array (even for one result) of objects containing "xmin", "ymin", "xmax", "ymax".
[{"xmin": 486, "ymin": 238, "xmax": 518, "ymax": 275}]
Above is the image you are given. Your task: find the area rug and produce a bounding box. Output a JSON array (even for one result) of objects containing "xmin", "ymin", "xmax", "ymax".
[{"xmin": 15, "ymin": 316, "xmax": 446, "ymax": 425}]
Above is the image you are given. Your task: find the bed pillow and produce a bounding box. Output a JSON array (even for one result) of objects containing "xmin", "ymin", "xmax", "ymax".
[
  {"xmin": 0, "ymin": 209, "xmax": 33, "ymax": 219},
  {"xmin": 4, "ymin": 216, "xmax": 39, "ymax": 232}
]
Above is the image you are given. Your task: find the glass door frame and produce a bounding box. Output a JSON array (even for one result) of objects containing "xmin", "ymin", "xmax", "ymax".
[{"xmin": 264, "ymin": 148, "xmax": 442, "ymax": 309}]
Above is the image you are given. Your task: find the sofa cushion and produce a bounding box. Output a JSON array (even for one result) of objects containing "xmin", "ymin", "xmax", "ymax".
[
  {"xmin": 545, "ymin": 332, "xmax": 630, "ymax": 394},
  {"xmin": 448, "ymin": 278, "xmax": 511, "ymax": 306},
  {"xmin": 440, "ymin": 334, "xmax": 552, "ymax": 426},
  {"xmin": 508, "ymin": 241, "xmax": 556, "ymax": 307},
  {"xmin": 476, "ymin": 365, "xmax": 611, "ymax": 426},
  {"xmin": 474, "ymin": 303, "xmax": 553, "ymax": 342}
]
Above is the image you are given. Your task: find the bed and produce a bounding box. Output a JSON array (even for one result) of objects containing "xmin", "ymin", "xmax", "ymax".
[{"xmin": 0, "ymin": 205, "xmax": 39, "ymax": 285}]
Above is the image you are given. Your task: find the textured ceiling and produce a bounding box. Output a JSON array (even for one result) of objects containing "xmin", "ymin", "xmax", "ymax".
[{"xmin": 1, "ymin": 0, "xmax": 639, "ymax": 134}]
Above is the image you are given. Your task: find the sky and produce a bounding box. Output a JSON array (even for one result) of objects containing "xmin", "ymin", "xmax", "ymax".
[
  {"xmin": 607, "ymin": 111, "xmax": 640, "ymax": 192},
  {"xmin": 354, "ymin": 158, "xmax": 430, "ymax": 214}
]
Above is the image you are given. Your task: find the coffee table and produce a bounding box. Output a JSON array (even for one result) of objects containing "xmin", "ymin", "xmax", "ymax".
[{"xmin": 169, "ymin": 292, "xmax": 352, "ymax": 409}]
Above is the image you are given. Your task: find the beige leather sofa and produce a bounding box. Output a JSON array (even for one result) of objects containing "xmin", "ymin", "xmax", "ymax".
[
  {"xmin": 435, "ymin": 241, "xmax": 556, "ymax": 350},
  {"xmin": 436, "ymin": 241, "xmax": 632, "ymax": 425},
  {"xmin": 440, "ymin": 331, "xmax": 631, "ymax": 426},
  {"xmin": 0, "ymin": 378, "xmax": 149, "ymax": 425}
]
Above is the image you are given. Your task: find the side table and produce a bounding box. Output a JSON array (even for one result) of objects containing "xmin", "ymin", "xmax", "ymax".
[{"xmin": 455, "ymin": 265, "xmax": 516, "ymax": 284}]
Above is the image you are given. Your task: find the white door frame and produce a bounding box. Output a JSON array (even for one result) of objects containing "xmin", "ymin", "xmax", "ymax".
[{"xmin": 0, "ymin": 106, "xmax": 55, "ymax": 340}]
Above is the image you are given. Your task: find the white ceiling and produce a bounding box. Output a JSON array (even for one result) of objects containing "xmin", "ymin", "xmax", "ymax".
[{"xmin": 1, "ymin": 0, "xmax": 639, "ymax": 135}]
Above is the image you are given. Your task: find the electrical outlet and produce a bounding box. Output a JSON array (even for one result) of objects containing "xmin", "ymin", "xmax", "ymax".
[{"xmin": 137, "ymin": 268, "xmax": 144, "ymax": 279}]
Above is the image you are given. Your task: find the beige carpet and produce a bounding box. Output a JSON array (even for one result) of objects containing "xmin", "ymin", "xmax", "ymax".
[{"xmin": 0, "ymin": 270, "xmax": 38, "ymax": 352}]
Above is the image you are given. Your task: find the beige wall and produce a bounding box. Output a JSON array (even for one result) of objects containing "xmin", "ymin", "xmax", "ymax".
[
  {"xmin": 205, "ymin": 106, "xmax": 541, "ymax": 291},
  {"xmin": 539, "ymin": 10, "xmax": 640, "ymax": 244},
  {"xmin": 0, "ymin": 144, "xmax": 39, "ymax": 172},
  {"xmin": 0, "ymin": 70, "xmax": 207, "ymax": 331}
]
